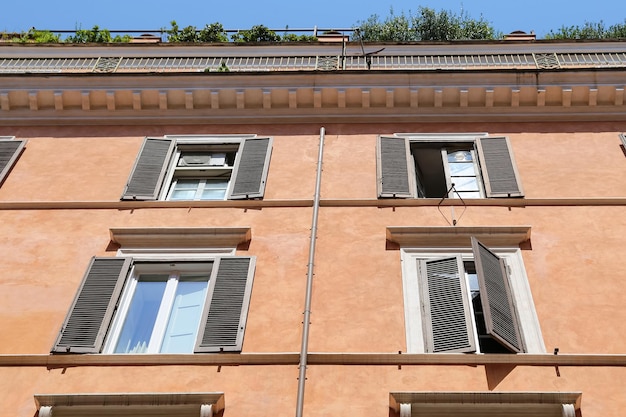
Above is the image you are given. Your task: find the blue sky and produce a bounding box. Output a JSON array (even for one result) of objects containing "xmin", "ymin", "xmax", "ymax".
[{"xmin": 2, "ymin": 0, "xmax": 624, "ymax": 38}]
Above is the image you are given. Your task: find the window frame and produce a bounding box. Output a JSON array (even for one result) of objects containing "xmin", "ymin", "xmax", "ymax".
[
  {"xmin": 377, "ymin": 133, "xmax": 524, "ymax": 199},
  {"xmin": 160, "ymin": 137, "xmax": 241, "ymax": 201},
  {"xmin": 102, "ymin": 261, "xmax": 215, "ymax": 354},
  {"xmin": 401, "ymin": 245, "xmax": 544, "ymax": 354}
]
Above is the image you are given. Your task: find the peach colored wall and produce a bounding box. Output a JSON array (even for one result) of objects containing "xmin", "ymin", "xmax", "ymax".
[{"xmin": 2, "ymin": 121, "xmax": 626, "ymax": 416}]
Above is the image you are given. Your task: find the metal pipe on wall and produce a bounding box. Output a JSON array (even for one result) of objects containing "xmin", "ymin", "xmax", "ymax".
[{"xmin": 295, "ymin": 127, "xmax": 325, "ymax": 417}]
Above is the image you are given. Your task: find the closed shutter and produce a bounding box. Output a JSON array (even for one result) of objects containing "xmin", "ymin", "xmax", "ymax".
[
  {"xmin": 121, "ymin": 137, "xmax": 175, "ymax": 200},
  {"xmin": 377, "ymin": 136, "xmax": 414, "ymax": 198},
  {"xmin": 52, "ymin": 257, "xmax": 132, "ymax": 353},
  {"xmin": 471, "ymin": 237, "xmax": 524, "ymax": 352},
  {"xmin": 476, "ymin": 136, "xmax": 524, "ymax": 197},
  {"xmin": 0, "ymin": 139, "xmax": 26, "ymax": 186},
  {"xmin": 419, "ymin": 256, "xmax": 476, "ymax": 353},
  {"xmin": 229, "ymin": 137, "xmax": 272, "ymax": 199},
  {"xmin": 195, "ymin": 257, "xmax": 256, "ymax": 352}
]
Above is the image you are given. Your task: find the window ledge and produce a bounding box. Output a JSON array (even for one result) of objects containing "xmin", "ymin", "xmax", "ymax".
[
  {"xmin": 35, "ymin": 392, "xmax": 224, "ymax": 417},
  {"xmin": 390, "ymin": 392, "xmax": 581, "ymax": 417},
  {"xmin": 387, "ymin": 225, "xmax": 531, "ymax": 247},
  {"xmin": 110, "ymin": 227, "xmax": 251, "ymax": 248}
]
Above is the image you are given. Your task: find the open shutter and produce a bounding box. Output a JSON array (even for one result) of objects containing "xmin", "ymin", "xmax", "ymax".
[
  {"xmin": 0, "ymin": 139, "xmax": 26, "ymax": 186},
  {"xmin": 121, "ymin": 137, "xmax": 175, "ymax": 200},
  {"xmin": 419, "ymin": 256, "xmax": 476, "ymax": 353},
  {"xmin": 471, "ymin": 237, "xmax": 524, "ymax": 352},
  {"xmin": 229, "ymin": 137, "xmax": 272, "ymax": 199},
  {"xmin": 476, "ymin": 136, "xmax": 524, "ymax": 197},
  {"xmin": 377, "ymin": 136, "xmax": 414, "ymax": 198},
  {"xmin": 52, "ymin": 257, "xmax": 132, "ymax": 353},
  {"xmin": 195, "ymin": 257, "xmax": 256, "ymax": 352}
]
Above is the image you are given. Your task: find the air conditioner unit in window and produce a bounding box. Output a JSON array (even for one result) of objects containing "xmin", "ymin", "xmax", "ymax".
[{"xmin": 179, "ymin": 153, "xmax": 227, "ymax": 167}]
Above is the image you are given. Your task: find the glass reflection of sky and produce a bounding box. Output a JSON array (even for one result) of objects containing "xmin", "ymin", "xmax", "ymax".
[{"xmin": 114, "ymin": 276, "xmax": 167, "ymax": 353}]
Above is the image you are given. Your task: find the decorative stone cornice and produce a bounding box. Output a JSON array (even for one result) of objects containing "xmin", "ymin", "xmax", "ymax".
[
  {"xmin": 109, "ymin": 227, "xmax": 251, "ymax": 248},
  {"xmin": 1, "ymin": 42, "xmax": 625, "ymax": 124}
]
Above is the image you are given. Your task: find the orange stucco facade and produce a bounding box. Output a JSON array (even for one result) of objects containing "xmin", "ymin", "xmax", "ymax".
[{"xmin": 1, "ymin": 41, "xmax": 625, "ymax": 416}]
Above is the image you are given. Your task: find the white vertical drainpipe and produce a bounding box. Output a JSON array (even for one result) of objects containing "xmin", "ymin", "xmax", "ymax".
[{"xmin": 295, "ymin": 127, "xmax": 325, "ymax": 417}]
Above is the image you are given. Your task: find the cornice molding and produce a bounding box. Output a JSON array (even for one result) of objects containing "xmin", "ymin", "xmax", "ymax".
[
  {"xmin": 109, "ymin": 227, "xmax": 251, "ymax": 248},
  {"xmin": 386, "ymin": 225, "xmax": 532, "ymax": 247},
  {"xmin": 0, "ymin": 69, "xmax": 624, "ymax": 124}
]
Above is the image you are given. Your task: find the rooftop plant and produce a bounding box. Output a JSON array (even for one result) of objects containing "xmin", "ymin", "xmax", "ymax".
[
  {"xmin": 353, "ymin": 6, "xmax": 499, "ymax": 41},
  {"xmin": 65, "ymin": 25, "xmax": 131, "ymax": 43},
  {"xmin": 545, "ymin": 19, "xmax": 626, "ymax": 39}
]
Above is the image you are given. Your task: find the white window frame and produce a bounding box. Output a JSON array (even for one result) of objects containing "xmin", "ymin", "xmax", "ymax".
[
  {"xmin": 103, "ymin": 248, "xmax": 235, "ymax": 354},
  {"xmin": 159, "ymin": 135, "xmax": 252, "ymax": 201},
  {"xmin": 400, "ymin": 246, "xmax": 545, "ymax": 354}
]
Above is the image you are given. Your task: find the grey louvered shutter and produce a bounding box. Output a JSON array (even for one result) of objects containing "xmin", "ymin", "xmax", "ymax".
[
  {"xmin": 52, "ymin": 257, "xmax": 132, "ymax": 353},
  {"xmin": 377, "ymin": 136, "xmax": 414, "ymax": 198},
  {"xmin": 229, "ymin": 137, "xmax": 272, "ymax": 199},
  {"xmin": 476, "ymin": 136, "xmax": 524, "ymax": 197},
  {"xmin": 0, "ymin": 139, "xmax": 26, "ymax": 186},
  {"xmin": 419, "ymin": 256, "xmax": 476, "ymax": 353},
  {"xmin": 195, "ymin": 257, "xmax": 256, "ymax": 352},
  {"xmin": 471, "ymin": 237, "xmax": 524, "ymax": 352},
  {"xmin": 121, "ymin": 137, "xmax": 175, "ymax": 200}
]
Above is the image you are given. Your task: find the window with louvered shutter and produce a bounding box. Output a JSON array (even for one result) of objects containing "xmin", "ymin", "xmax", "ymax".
[
  {"xmin": 229, "ymin": 137, "xmax": 272, "ymax": 199},
  {"xmin": 0, "ymin": 139, "xmax": 26, "ymax": 186},
  {"xmin": 52, "ymin": 257, "xmax": 132, "ymax": 353},
  {"xmin": 377, "ymin": 136, "xmax": 414, "ymax": 198},
  {"xmin": 476, "ymin": 136, "xmax": 524, "ymax": 198},
  {"xmin": 378, "ymin": 134, "xmax": 524, "ymax": 199},
  {"xmin": 419, "ymin": 256, "xmax": 476, "ymax": 353},
  {"xmin": 471, "ymin": 237, "xmax": 524, "ymax": 352},
  {"xmin": 122, "ymin": 136, "xmax": 272, "ymax": 201},
  {"xmin": 121, "ymin": 138, "xmax": 175, "ymax": 200},
  {"xmin": 196, "ymin": 257, "xmax": 256, "ymax": 352}
]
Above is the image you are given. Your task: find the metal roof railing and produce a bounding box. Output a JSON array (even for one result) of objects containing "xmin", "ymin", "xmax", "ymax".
[{"xmin": 1, "ymin": 52, "xmax": 626, "ymax": 74}]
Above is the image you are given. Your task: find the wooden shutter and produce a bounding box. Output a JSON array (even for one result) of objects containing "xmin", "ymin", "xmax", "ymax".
[
  {"xmin": 377, "ymin": 136, "xmax": 414, "ymax": 198},
  {"xmin": 121, "ymin": 137, "xmax": 175, "ymax": 200},
  {"xmin": 195, "ymin": 257, "xmax": 256, "ymax": 352},
  {"xmin": 52, "ymin": 257, "xmax": 132, "ymax": 353},
  {"xmin": 471, "ymin": 237, "xmax": 524, "ymax": 352},
  {"xmin": 0, "ymin": 139, "xmax": 26, "ymax": 186},
  {"xmin": 229, "ymin": 137, "xmax": 272, "ymax": 199},
  {"xmin": 476, "ymin": 136, "xmax": 524, "ymax": 197},
  {"xmin": 419, "ymin": 256, "xmax": 476, "ymax": 353}
]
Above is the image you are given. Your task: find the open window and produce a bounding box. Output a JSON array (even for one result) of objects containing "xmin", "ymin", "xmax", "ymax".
[
  {"xmin": 122, "ymin": 135, "xmax": 272, "ymax": 201},
  {"xmin": 418, "ymin": 238, "xmax": 523, "ymax": 353},
  {"xmin": 377, "ymin": 134, "xmax": 523, "ymax": 199},
  {"xmin": 52, "ymin": 227, "xmax": 255, "ymax": 354},
  {"xmin": 391, "ymin": 227, "xmax": 544, "ymax": 354}
]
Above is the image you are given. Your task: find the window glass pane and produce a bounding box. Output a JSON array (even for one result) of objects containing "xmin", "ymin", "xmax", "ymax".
[
  {"xmin": 452, "ymin": 176, "xmax": 480, "ymax": 191},
  {"xmin": 456, "ymin": 191, "xmax": 482, "ymax": 199},
  {"xmin": 170, "ymin": 179, "xmax": 201, "ymax": 200},
  {"xmin": 200, "ymin": 179, "xmax": 229, "ymax": 200},
  {"xmin": 448, "ymin": 162, "xmax": 476, "ymax": 176},
  {"xmin": 114, "ymin": 276, "xmax": 168, "ymax": 354},
  {"xmin": 160, "ymin": 273, "xmax": 210, "ymax": 353},
  {"xmin": 447, "ymin": 150, "xmax": 473, "ymax": 162}
]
